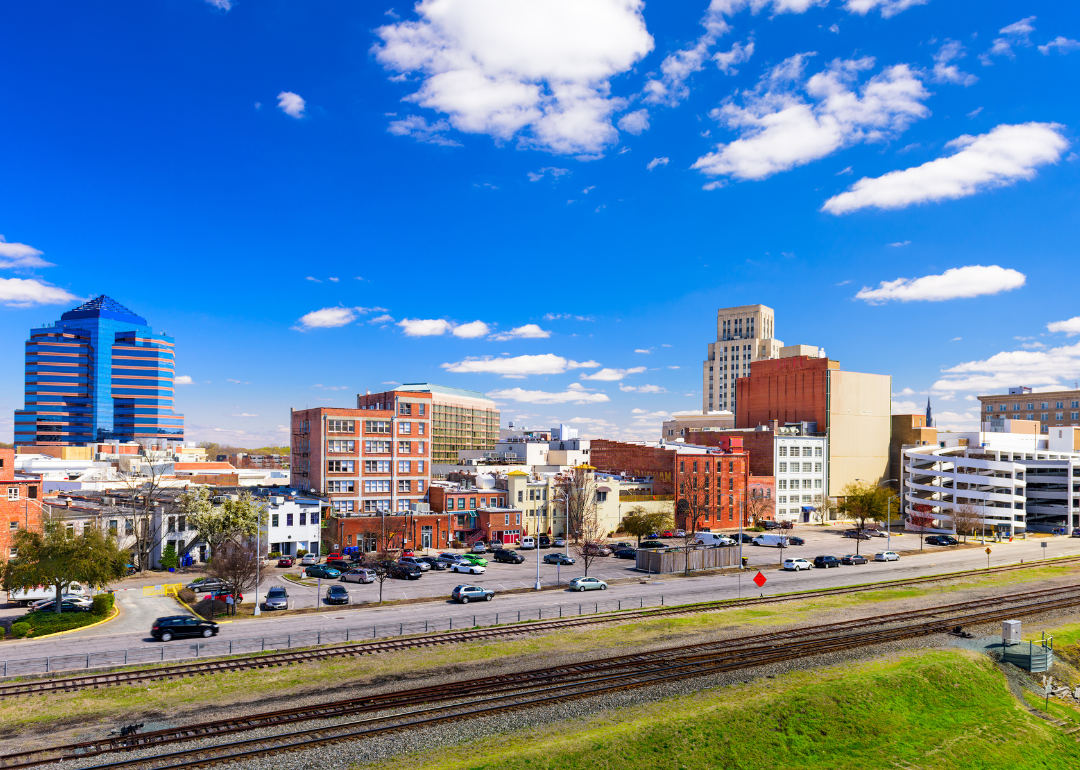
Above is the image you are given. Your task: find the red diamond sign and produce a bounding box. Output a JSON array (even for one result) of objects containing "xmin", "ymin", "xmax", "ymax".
[{"xmin": 753, "ymin": 571, "xmax": 767, "ymax": 588}]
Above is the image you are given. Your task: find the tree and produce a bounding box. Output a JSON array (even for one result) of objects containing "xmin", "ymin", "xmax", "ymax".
[
  {"xmin": 810, "ymin": 495, "xmax": 838, "ymax": 525},
  {"xmin": 114, "ymin": 439, "xmax": 174, "ymax": 573},
  {"xmin": 160, "ymin": 542, "xmax": 178, "ymax": 571},
  {"xmin": 676, "ymin": 476, "xmax": 709, "ymax": 575},
  {"xmin": 909, "ymin": 503, "xmax": 936, "ymax": 552},
  {"xmin": 208, "ymin": 538, "xmax": 261, "ymax": 613},
  {"xmin": 838, "ymin": 482, "xmax": 898, "ymax": 556},
  {"xmin": 572, "ymin": 505, "xmax": 608, "ymax": 577},
  {"xmin": 618, "ymin": 506, "xmax": 673, "ymax": 546},
  {"xmin": 746, "ymin": 490, "xmax": 774, "ymax": 527},
  {"xmin": 179, "ymin": 488, "xmax": 267, "ymax": 558},
  {"xmin": 951, "ymin": 501, "xmax": 981, "ymax": 543},
  {"xmin": 2, "ymin": 516, "xmax": 127, "ymax": 613},
  {"xmin": 556, "ymin": 465, "xmax": 597, "ymax": 543}
]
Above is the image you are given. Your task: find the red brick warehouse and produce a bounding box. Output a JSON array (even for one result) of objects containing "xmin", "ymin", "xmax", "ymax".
[{"xmin": 0, "ymin": 448, "xmax": 44, "ymax": 562}]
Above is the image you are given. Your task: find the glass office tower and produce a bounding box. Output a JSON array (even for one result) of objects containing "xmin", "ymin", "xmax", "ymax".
[{"xmin": 14, "ymin": 295, "xmax": 184, "ymax": 446}]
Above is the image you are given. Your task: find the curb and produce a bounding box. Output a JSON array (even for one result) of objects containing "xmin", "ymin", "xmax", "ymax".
[{"xmin": 27, "ymin": 605, "xmax": 120, "ymax": 640}]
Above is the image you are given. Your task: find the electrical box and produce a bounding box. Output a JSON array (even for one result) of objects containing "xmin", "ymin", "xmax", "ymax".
[{"xmin": 1003, "ymin": 619, "xmax": 1021, "ymax": 646}]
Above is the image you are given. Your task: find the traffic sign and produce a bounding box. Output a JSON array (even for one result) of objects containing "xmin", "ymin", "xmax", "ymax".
[
  {"xmin": 753, "ymin": 571, "xmax": 767, "ymax": 588},
  {"xmin": 985, "ymin": 547, "xmax": 992, "ymax": 554}
]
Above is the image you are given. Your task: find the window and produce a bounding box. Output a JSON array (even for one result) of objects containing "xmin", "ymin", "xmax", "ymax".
[
  {"xmin": 778, "ymin": 446, "xmax": 787, "ymax": 457},
  {"xmin": 7, "ymin": 487, "xmax": 18, "ymax": 501},
  {"xmin": 1042, "ymin": 402, "xmax": 1049, "ymax": 409},
  {"xmin": 1027, "ymin": 414, "xmax": 1034, "ymax": 420},
  {"xmin": 327, "ymin": 440, "xmax": 355, "ymax": 453},
  {"xmin": 365, "ymin": 440, "xmax": 391, "ymax": 453},
  {"xmin": 9, "ymin": 521, "xmax": 17, "ymax": 532},
  {"xmin": 680, "ymin": 461, "xmax": 685, "ymax": 472},
  {"xmin": 397, "ymin": 499, "xmax": 411, "ymax": 512},
  {"xmin": 364, "ymin": 480, "xmax": 391, "ymax": 493},
  {"xmin": 398, "ymin": 480, "xmax": 412, "ymax": 493},
  {"xmin": 1041, "ymin": 413, "xmax": 1048, "ymax": 422},
  {"xmin": 398, "ymin": 422, "xmax": 412, "ymax": 435},
  {"xmin": 1057, "ymin": 401, "xmax": 1065, "ymax": 409},
  {"xmin": 364, "ymin": 499, "xmax": 391, "ymax": 512},
  {"xmin": 1056, "ymin": 413, "xmax": 1064, "ymax": 420},
  {"xmin": 418, "ymin": 480, "xmax": 425, "ymax": 493},
  {"xmin": 814, "ymin": 462, "xmax": 822, "ymax": 473},
  {"xmin": 528, "ymin": 490, "xmax": 535, "ymax": 501},
  {"xmin": 1012, "ymin": 404, "xmax": 1020, "ymax": 411},
  {"xmin": 364, "ymin": 460, "xmax": 391, "ymax": 473},
  {"xmin": 327, "ymin": 419, "xmax": 355, "ymax": 433},
  {"xmin": 1027, "ymin": 403, "xmax": 1035, "ymax": 410},
  {"xmin": 999, "ymin": 404, "xmax": 1007, "ymax": 411},
  {"xmin": 418, "ymin": 422, "xmax": 426, "ymax": 435},
  {"xmin": 398, "ymin": 441, "xmax": 411, "ymax": 453},
  {"xmin": 778, "ymin": 462, "xmax": 787, "ymax": 473},
  {"xmin": 779, "ymin": 495, "xmax": 787, "ymax": 504},
  {"xmin": 778, "ymin": 480, "xmax": 787, "ymax": 490},
  {"xmin": 418, "ymin": 403, "xmax": 425, "ymax": 416},
  {"xmin": 505, "ymin": 514, "xmax": 510, "ymax": 525},
  {"xmin": 418, "ymin": 460, "xmax": 425, "ymax": 473},
  {"xmin": 728, "ymin": 478, "xmax": 734, "ymax": 491},
  {"xmin": 108, "ymin": 520, "xmax": 117, "ymax": 533},
  {"xmin": 803, "ymin": 479, "xmax": 813, "ymax": 489},
  {"xmin": 1072, "ymin": 413, "xmax": 1079, "ymax": 420},
  {"xmin": 299, "ymin": 512, "xmax": 307, "ymax": 526},
  {"xmin": 803, "ymin": 447, "xmax": 812, "ymax": 457},
  {"xmin": 814, "ymin": 446, "xmax": 822, "ymax": 457},
  {"xmin": 1072, "ymin": 401, "xmax": 1079, "ymax": 409},
  {"xmin": 802, "ymin": 462, "xmax": 812, "ymax": 472},
  {"xmin": 399, "ymin": 403, "xmax": 412, "ymax": 415},
  {"xmin": 693, "ymin": 461, "xmax": 698, "ymax": 472},
  {"xmin": 327, "ymin": 480, "xmax": 355, "ymax": 493},
  {"xmin": 596, "ymin": 491, "xmax": 608, "ymax": 503},
  {"xmin": 398, "ymin": 460, "xmax": 411, "ymax": 474},
  {"xmin": 365, "ymin": 420, "xmax": 391, "ymax": 434},
  {"xmin": 986, "ymin": 405, "xmax": 993, "ymax": 413},
  {"xmin": 518, "ymin": 491, "xmax": 524, "ymax": 502},
  {"xmin": 418, "ymin": 441, "xmax": 426, "ymax": 454},
  {"xmin": 286, "ymin": 513, "xmax": 294, "ymax": 526},
  {"xmin": 815, "ymin": 479, "xmax": 822, "ymax": 489},
  {"xmin": 327, "ymin": 460, "xmax": 355, "ymax": 473},
  {"xmin": 516, "ymin": 513, "xmax": 521, "ymax": 525},
  {"xmin": 167, "ymin": 516, "xmax": 176, "ymax": 533},
  {"xmin": 332, "ymin": 500, "xmax": 355, "ymax": 513}
]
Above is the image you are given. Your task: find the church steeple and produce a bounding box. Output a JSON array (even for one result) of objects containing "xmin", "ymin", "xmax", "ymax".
[{"xmin": 926, "ymin": 397, "xmax": 933, "ymax": 427}]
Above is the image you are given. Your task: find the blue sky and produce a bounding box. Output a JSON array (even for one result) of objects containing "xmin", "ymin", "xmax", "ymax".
[{"xmin": 1, "ymin": 0, "xmax": 1078, "ymax": 446}]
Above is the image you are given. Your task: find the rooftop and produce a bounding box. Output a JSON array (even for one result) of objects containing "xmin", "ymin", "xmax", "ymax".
[
  {"xmin": 60, "ymin": 295, "xmax": 148, "ymax": 326},
  {"xmin": 397, "ymin": 383, "xmax": 496, "ymax": 402}
]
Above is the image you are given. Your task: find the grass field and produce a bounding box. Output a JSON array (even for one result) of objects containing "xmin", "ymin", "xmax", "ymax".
[{"xmin": 358, "ymin": 650, "xmax": 1080, "ymax": 770}]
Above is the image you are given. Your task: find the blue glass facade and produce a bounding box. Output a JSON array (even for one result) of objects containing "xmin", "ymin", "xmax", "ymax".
[{"xmin": 14, "ymin": 296, "xmax": 185, "ymax": 445}]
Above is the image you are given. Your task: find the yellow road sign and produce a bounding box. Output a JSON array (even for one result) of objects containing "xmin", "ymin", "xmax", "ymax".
[{"xmin": 985, "ymin": 547, "xmax": 992, "ymax": 554}]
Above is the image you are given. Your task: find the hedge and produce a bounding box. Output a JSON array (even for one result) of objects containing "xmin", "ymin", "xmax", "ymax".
[
  {"xmin": 16, "ymin": 592, "xmax": 117, "ymax": 638},
  {"xmin": 10, "ymin": 623, "xmax": 30, "ymax": 639}
]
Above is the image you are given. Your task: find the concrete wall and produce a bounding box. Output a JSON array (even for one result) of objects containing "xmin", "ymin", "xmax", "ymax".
[{"xmin": 827, "ymin": 369, "xmax": 891, "ymax": 494}]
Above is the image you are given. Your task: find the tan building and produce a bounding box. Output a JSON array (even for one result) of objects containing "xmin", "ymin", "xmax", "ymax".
[
  {"xmin": 890, "ymin": 414, "xmax": 937, "ymax": 486},
  {"xmin": 702, "ymin": 304, "xmax": 784, "ymax": 414},
  {"xmin": 977, "ymin": 387, "xmax": 1080, "ymax": 434},
  {"xmin": 395, "ymin": 383, "xmax": 500, "ymax": 465},
  {"xmin": 661, "ymin": 412, "xmax": 735, "ymax": 441}
]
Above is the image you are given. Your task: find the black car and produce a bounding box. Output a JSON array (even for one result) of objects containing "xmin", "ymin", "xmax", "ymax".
[
  {"xmin": 493, "ymin": 549, "xmax": 525, "ymax": 564},
  {"xmin": 614, "ymin": 547, "xmax": 637, "ymax": 559},
  {"xmin": 325, "ymin": 585, "xmax": 350, "ymax": 605},
  {"xmin": 417, "ymin": 556, "xmax": 448, "ymax": 570},
  {"xmin": 326, "ymin": 558, "xmax": 351, "ymax": 571},
  {"xmin": 841, "ymin": 554, "xmax": 868, "ymax": 565},
  {"xmin": 185, "ymin": 577, "xmax": 229, "ymax": 592},
  {"xmin": 786, "ymin": 536, "xmax": 805, "ymax": 546},
  {"xmin": 813, "ymin": 555, "xmax": 841, "ymax": 569},
  {"xmin": 638, "ymin": 540, "xmax": 666, "ymax": 549},
  {"xmin": 925, "ymin": 535, "xmax": 958, "ymax": 546},
  {"xmin": 538, "ymin": 535, "xmax": 552, "ymax": 549},
  {"xmin": 762, "ymin": 520, "xmax": 781, "ymax": 530},
  {"xmin": 386, "ymin": 562, "xmax": 423, "ymax": 580},
  {"xmin": 30, "ymin": 599, "xmax": 91, "ymax": 614},
  {"xmin": 151, "ymin": 616, "xmax": 219, "ymax": 642},
  {"xmin": 733, "ymin": 533, "xmax": 755, "ymax": 544}
]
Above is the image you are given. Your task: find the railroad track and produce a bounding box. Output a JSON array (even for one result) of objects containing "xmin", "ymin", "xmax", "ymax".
[
  {"xmin": 3, "ymin": 553, "xmax": 1077, "ymax": 699},
  {"xmin": 6, "ymin": 585, "xmax": 1080, "ymax": 770},
  {"xmin": 5, "ymin": 583, "xmax": 1080, "ymax": 770}
]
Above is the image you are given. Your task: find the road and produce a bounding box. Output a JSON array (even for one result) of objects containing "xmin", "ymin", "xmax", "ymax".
[{"xmin": 2, "ymin": 529, "xmax": 1076, "ymax": 666}]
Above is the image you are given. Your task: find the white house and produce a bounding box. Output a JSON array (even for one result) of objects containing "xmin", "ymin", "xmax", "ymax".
[{"xmin": 264, "ymin": 496, "xmax": 322, "ymax": 557}]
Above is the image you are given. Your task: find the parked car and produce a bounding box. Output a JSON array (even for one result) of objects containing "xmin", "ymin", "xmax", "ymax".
[
  {"xmin": 341, "ymin": 568, "xmax": 376, "ymax": 583},
  {"xmin": 386, "ymin": 562, "xmax": 423, "ymax": 580},
  {"xmin": 185, "ymin": 577, "xmax": 230, "ymax": 592},
  {"xmin": 462, "ymin": 554, "xmax": 488, "ymax": 567},
  {"xmin": 843, "ymin": 531, "xmax": 871, "ymax": 540},
  {"xmin": 451, "ymin": 562, "xmax": 486, "ymax": 575},
  {"xmin": 925, "ymin": 535, "xmax": 958, "ymax": 546},
  {"xmin": 30, "ymin": 598, "xmax": 92, "ymax": 614},
  {"xmin": 262, "ymin": 586, "xmax": 289, "ymax": 611},
  {"xmin": 471, "ymin": 542, "xmax": 488, "ymax": 554},
  {"xmin": 417, "ymin": 556, "xmax": 448, "ymax": 570},
  {"xmin": 638, "ymin": 540, "xmax": 666, "ymax": 550},
  {"xmin": 783, "ymin": 557, "xmax": 813, "ymax": 571},
  {"xmin": 761, "ymin": 520, "xmax": 781, "ymax": 530},
  {"xmin": 203, "ymin": 588, "xmax": 243, "ymax": 604},
  {"xmin": 544, "ymin": 553, "xmax": 576, "ymax": 565},
  {"xmin": 520, "ymin": 536, "xmax": 536, "ymax": 550},
  {"xmin": 614, "ymin": 548, "xmax": 637, "ymax": 559},
  {"xmin": 451, "ymin": 584, "xmax": 494, "ymax": 603},
  {"xmin": 326, "ymin": 552, "xmax": 344, "ymax": 561},
  {"xmin": 583, "ymin": 543, "xmax": 612, "ymax": 556},
  {"xmin": 1072, "ymin": 528, "xmax": 1080, "ymax": 538},
  {"xmin": 841, "ymin": 554, "xmax": 868, "ymax": 565},
  {"xmin": 30, "ymin": 593, "xmax": 91, "ymax": 611},
  {"xmin": 694, "ymin": 532, "xmax": 736, "ymax": 547},
  {"xmin": 569, "ymin": 576, "xmax": 608, "ymax": 592},
  {"xmin": 552, "ymin": 538, "xmax": 566, "ymax": 548},
  {"xmin": 646, "ymin": 532, "xmax": 661, "ymax": 540},
  {"xmin": 733, "ymin": 533, "xmax": 755, "ymax": 544},
  {"xmin": 866, "ymin": 529, "xmax": 886, "ymax": 538},
  {"xmin": 538, "ymin": 535, "xmax": 552, "ymax": 549},
  {"xmin": 813, "ymin": 555, "xmax": 842, "ymax": 569},
  {"xmin": 150, "ymin": 616, "xmax": 219, "ymax": 642},
  {"xmin": 400, "ymin": 549, "xmax": 415, "ymax": 557},
  {"xmin": 786, "ymin": 536, "xmax": 805, "ymax": 546},
  {"xmin": 437, "ymin": 552, "xmax": 465, "ymax": 564},
  {"xmin": 326, "ymin": 558, "xmax": 351, "ymax": 571},
  {"xmin": 399, "ymin": 556, "xmax": 431, "ymax": 571},
  {"xmin": 276, "ymin": 557, "xmax": 294, "ymax": 568},
  {"xmin": 493, "ymin": 549, "xmax": 525, "ymax": 564},
  {"xmin": 325, "ymin": 585, "xmax": 350, "ymax": 605},
  {"xmin": 612, "ymin": 542, "xmax": 634, "ymax": 550},
  {"xmin": 874, "ymin": 551, "xmax": 900, "ymax": 562},
  {"xmin": 660, "ymin": 530, "xmax": 676, "ymax": 538},
  {"xmin": 9, "ymin": 583, "xmax": 86, "ymax": 606},
  {"xmin": 304, "ymin": 565, "xmax": 342, "ymax": 580},
  {"xmin": 299, "ymin": 554, "xmax": 319, "ymax": 566},
  {"xmin": 752, "ymin": 534, "xmax": 788, "ymax": 548},
  {"xmin": 673, "ymin": 529, "xmax": 686, "ymax": 537},
  {"xmin": 486, "ymin": 541, "xmax": 503, "ymax": 553}
]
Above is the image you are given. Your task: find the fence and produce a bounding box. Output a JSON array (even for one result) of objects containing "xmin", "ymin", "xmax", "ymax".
[
  {"xmin": 0, "ymin": 591, "xmax": 671, "ymax": 678},
  {"xmin": 635, "ymin": 546, "xmax": 738, "ymax": 574},
  {"xmin": 141, "ymin": 584, "xmax": 182, "ymax": 597}
]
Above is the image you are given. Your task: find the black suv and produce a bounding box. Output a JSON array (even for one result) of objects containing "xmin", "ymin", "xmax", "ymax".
[
  {"xmin": 385, "ymin": 562, "xmax": 423, "ymax": 580},
  {"xmin": 151, "ymin": 616, "xmax": 219, "ymax": 642},
  {"xmin": 926, "ymin": 535, "xmax": 959, "ymax": 546},
  {"xmin": 813, "ymin": 555, "xmax": 841, "ymax": 569},
  {"xmin": 493, "ymin": 549, "xmax": 524, "ymax": 564},
  {"xmin": 538, "ymin": 535, "xmax": 552, "ymax": 549}
]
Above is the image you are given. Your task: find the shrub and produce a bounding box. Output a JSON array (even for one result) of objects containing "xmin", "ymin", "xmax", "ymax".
[
  {"xmin": 296, "ymin": 549, "xmax": 308, "ymax": 558},
  {"xmin": 177, "ymin": 588, "xmax": 197, "ymax": 604},
  {"xmin": 268, "ymin": 551, "xmax": 281, "ymax": 559},
  {"xmin": 160, "ymin": 543, "xmax": 178, "ymax": 570},
  {"xmin": 10, "ymin": 623, "xmax": 30, "ymax": 639},
  {"xmin": 91, "ymin": 593, "xmax": 115, "ymax": 616},
  {"xmin": 192, "ymin": 598, "xmax": 230, "ymax": 618}
]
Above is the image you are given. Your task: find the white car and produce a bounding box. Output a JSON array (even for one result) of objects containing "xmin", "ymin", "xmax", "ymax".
[
  {"xmin": 451, "ymin": 562, "xmax": 486, "ymax": 575},
  {"xmin": 874, "ymin": 551, "xmax": 900, "ymax": 562},
  {"xmin": 31, "ymin": 593, "xmax": 91, "ymax": 610},
  {"xmin": 299, "ymin": 554, "xmax": 319, "ymax": 566},
  {"xmin": 783, "ymin": 558, "xmax": 812, "ymax": 571}
]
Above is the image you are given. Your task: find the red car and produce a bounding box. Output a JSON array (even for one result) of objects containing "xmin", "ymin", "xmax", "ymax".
[
  {"xmin": 325, "ymin": 552, "xmax": 343, "ymax": 561},
  {"xmin": 276, "ymin": 556, "xmax": 294, "ymax": 567},
  {"xmin": 401, "ymin": 549, "xmax": 415, "ymax": 557},
  {"xmin": 203, "ymin": 589, "xmax": 243, "ymax": 604},
  {"xmin": 660, "ymin": 530, "xmax": 676, "ymax": 538}
]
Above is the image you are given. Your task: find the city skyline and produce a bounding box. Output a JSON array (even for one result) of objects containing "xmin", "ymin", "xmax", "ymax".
[{"xmin": 1, "ymin": 1, "xmax": 1078, "ymax": 446}]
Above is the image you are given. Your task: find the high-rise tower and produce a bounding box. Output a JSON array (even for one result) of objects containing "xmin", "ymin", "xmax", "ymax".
[
  {"xmin": 702, "ymin": 304, "xmax": 783, "ymax": 414},
  {"xmin": 14, "ymin": 295, "xmax": 184, "ymax": 446}
]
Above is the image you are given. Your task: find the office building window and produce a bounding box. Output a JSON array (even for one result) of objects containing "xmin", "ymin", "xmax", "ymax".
[
  {"xmin": 328, "ymin": 480, "xmax": 354, "ymax": 493},
  {"xmin": 398, "ymin": 422, "xmax": 412, "ymax": 435},
  {"xmin": 299, "ymin": 512, "xmax": 306, "ymax": 526},
  {"xmin": 778, "ymin": 446, "xmax": 787, "ymax": 457},
  {"xmin": 814, "ymin": 462, "xmax": 822, "ymax": 472},
  {"xmin": 457, "ymin": 498, "xmax": 466, "ymax": 509},
  {"xmin": 778, "ymin": 462, "xmax": 787, "ymax": 473},
  {"xmin": 1041, "ymin": 413, "xmax": 1048, "ymax": 421},
  {"xmin": 365, "ymin": 420, "xmax": 390, "ymax": 434},
  {"xmin": 6, "ymin": 488, "xmax": 18, "ymax": 501},
  {"xmin": 986, "ymin": 405, "xmax": 993, "ymax": 412},
  {"xmin": 365, "ymin": 440, "xmax": 390, "ymax": 453},
  {"xmin": 418, "ymin": 480, "xmax": 425, "ymax": 493},
  {"xmin": 327, "ymin": 440, "xmax": 355, "ymax": 452},
  {"xmin": 327, "ymin": 419, "xmax": 355, "ymax": 432},
  {"xmin": 418, "ymin": 422, "xmax": 426, "ymax": 435},
  {"xmin": 364, "ymin": 460, "xmax": 391, "ymax": 473},
  {"xmin": 418, "ymin": 403, "xmax": 425, "ymax": 416},
  {"xmin": 271, "ymin": 514, "xmax": 279, "ymax": 527},
  {"xmin": 398, "ymin": 460, "xmax": 411, "ymax": 474},
  {"xmin": 286, "ymin": 514, "xmax": 294, "ymax": 526},
  {"xmin": 399, "ymin": 441, "xmax": 411, "ymax": 453},
  {"xmin": 364, "ymin": 499, "xmax": 391, "ymax": 512},
  {"xmin": 364, "ymin": 480, "xmax": 391, "ymax": 493},
  {"xmin": 399, "ymin": 403, "xmax": 411, "ymax": 415},
  {"xmin": 398, "ymin": 480, "xmax": 412, "ymax": 493},
  {"xmin": 327, "ymin": 460, "xmax": 355, "ymax": 473},
  {"xmin": 333, "ymin": 501, "xmax": 355, "ymax": 513}
]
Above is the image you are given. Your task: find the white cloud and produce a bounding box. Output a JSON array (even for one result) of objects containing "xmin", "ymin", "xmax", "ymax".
[
  {"xmin": 693, "ymin": 55, "xmax": 929, "ymax": 182},
  {"xmin": 399, "ymin": 318, "xmax": 455, "ymax": 336},
  {"xmin": 486, "ymin": 382, "xmax": 610, "ymax": 404},
  {"xmin": 0, "ymin": 278, "xmax": 81, "ymax": 307},
  {"xmin": 206, "ymin": 0, "xmax": 232, "ymax": 9},
  {"xmin": 630, "ymin": 409, "xmax": 670, "ymax": 418},
  {"xmin": 714, "ymin": 40, "xmax": 755, "ymax": 75},
  {"xmin": 374, "ymin": 0, "xmax": 654, "ymax": 155},
  {"xmin": 823, "ymin": 123, "xmax": 1068, "ymax": 214},
  {"xmin": 887, "ymin": 240, "xmax": 911, "ymax": 247},
  {"xmin": 951, "ymin": 337, "xmax": 962, "ymax": 342},
  {"xmin": 370, "ymin": 314, "xmax": 395, "ymax": 324},
  {"xmin": 1039, "ymin": 37, "xmax": 1080, "ymax": 55},
  {"xmin": 617, "ymin": 109, "xmax": 650, "ymax": 135},
  {"xmin": 0, "ymin": 237, "xmax": 52, "ymax": 269},
  {"xmin": 893, "ymin": 387, "xmax": 916, "ymax": 396},
  {"xmin": 634, "ymin": 348, "xmax": 651, "ymax": 354},
  {"xmin": 328, "ymin": 277, "xmax": 339, "ymax": 283},
  {"xmin": 620, "ymin": 383, "xmax": 667, "ymax": 393},
  {"xmin": 982, "ymin": 16, "xmax": 1036, "ymax": 64},
  {"xmin": 231, "ymin": 413, "xmax": 260, "ymax": 417},
  {"xmin": 646, "ymin": 156, "xmax": 669, "ymax": 171},
  {"xmin": 277, "ymin": 91, "xmax": 306, "ymax": 119},
  {"xmin": 305, "ymin": 276, "xmax": 321, "ymax": 283},
  {"xmin": 442, "ymin": 354, "xmax": 599, "ymax": 377},
  {"xmin": 967, "ymin": 107, "xmax": 983, "ymax": 119},
  {"xmin": 294, "ymin": 306, "xmax": 382, "ymax": 330},
  {"xmin": 855, "ymin": 265, "xmax": 1025, "ymax": 304},
  {"xmin": 527, "ymin": 167, "xmax": 570, "ymax": 182},
  {"xmin": 452, "ymin": 320, "xmax": 491, "ymax": 338},
  {"xmin": 175, "ymin": 375, "xmax": 194, "ymax": 386},
  {"xmin": 1048, "ymin": 317, "xmax": 1080, "ymax": 336},
  {"xmin": 581, "ymin": 366, "xmax": 647, "ymax": 381},
  {"xmin": 388, "ymin": 115, "xmax": 462, "ymax": 146},
  {"xmin": 891, "ymin": 399, "xmax": 919, "ymax": 414},
  {"xmin": 932, "ymin": 339, "xmax": 1080, "ymax": 393},
  {"xmin": 932, "ymin": 40, "xmax": 977, "ymax": 86},
  {"xmin": 844, "ymin": 0, "xmax": 927, "ymax": 19},
  {"xmin": 490, "ymin": 324, "xmax": 551, "ymax": 341}
]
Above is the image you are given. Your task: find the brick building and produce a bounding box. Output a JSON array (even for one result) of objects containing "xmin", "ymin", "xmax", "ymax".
[
  {"xmin": 0, "ymin": 448, "xmax": 45, "ymax": 561},
  {"xmin": 977, "ymin": 386, "xmax": 1080, "ymax": 433},
  {"xmin": 591, "ymin": 439, "xmax": 750, "ymax": 529}
]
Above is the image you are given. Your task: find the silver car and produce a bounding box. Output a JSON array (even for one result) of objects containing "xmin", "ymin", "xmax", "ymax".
[
  {"xmin": 399, "ymin": 556, "xmax": 431, "ymax": 571},
  {"xmin": 341, "ymin": 568, "xmax": 376, "ymax": 583},
  {"xmin": 262, "ymin": 586, "xmax": 289, "ymax": 611}
]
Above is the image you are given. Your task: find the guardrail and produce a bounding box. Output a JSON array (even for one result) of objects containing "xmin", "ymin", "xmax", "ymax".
[{"xmin": 0, "ymin": 591, "xmax": 670, "ymax": 678}]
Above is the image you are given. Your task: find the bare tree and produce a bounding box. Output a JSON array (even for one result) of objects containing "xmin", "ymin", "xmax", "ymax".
[
  {"xmin": 571, "ymin": 505, "xmax": 607, "ymax": 578},
  {"xmin": 951, "ymin": 501, "xmax": 980, "ymax": 543},
  {"xmin": 909, "ymin": 503, "xmax": 936, "ymax": 552},
  {"xmin": 676, "ymin": 476, "xmax": 709, "ymax": 575},
  {"xmin": 114, "ymin": 440, "xmax": 173, "ymax": 573},
  {"xmin": 746, "ymin": 491, "xmax": 774, "ymax": 527},
  {"xmin": 207, "ymin": 537, "xmax": 260, "ymax": 613},
  {"xmin": 556, "ymin": 465, "xmax": 597, "ymax": 544},
  {"xmin": 810, "ymin": 495, "xmax": 837, "ymax": 525}
]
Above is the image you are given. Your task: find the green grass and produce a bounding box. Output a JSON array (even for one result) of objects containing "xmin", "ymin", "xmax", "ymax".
[
  {"xmin": 358, "ymin": 651, "xmax": 1080, "ymax": 770},
  {"xmin": 1023, "ymin": 691, "xmax": 1080, "ymax": 728}
]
